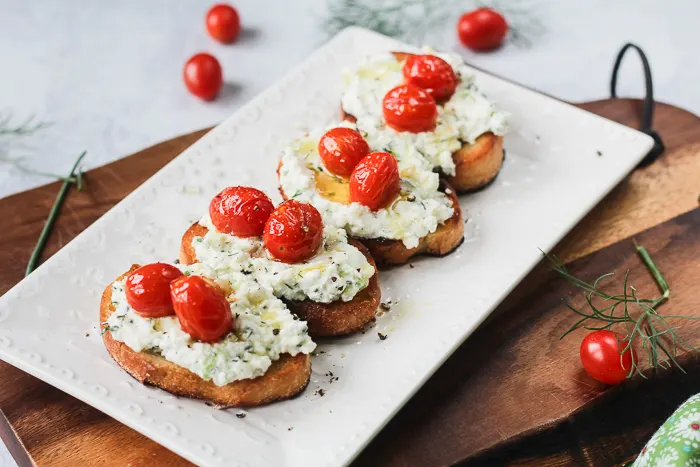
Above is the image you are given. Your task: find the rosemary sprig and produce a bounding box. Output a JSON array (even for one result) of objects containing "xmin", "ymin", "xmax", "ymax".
[
  {"xmin": 544, "ymin": 243, "xmax": 697, "ymax": 378},
  {"xmin": 25, "ymin": 151, "xmax": 86, "ymax": 276}
]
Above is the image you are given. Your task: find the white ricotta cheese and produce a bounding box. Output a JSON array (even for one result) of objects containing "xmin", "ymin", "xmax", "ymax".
[
  {"xmin": 278, "ymin": 122, "xmax": 455, "ymax": 249},
  {"xmin": 340, "ymin": 49, "xmax": 508, "ymax": 176},
  {"xmin": 106, "ymin": 275, "xmax": 315, "ymax": 386},
  {"xmin": 193, "ymin": 215, "xmax": 375, "ymax": 304}
]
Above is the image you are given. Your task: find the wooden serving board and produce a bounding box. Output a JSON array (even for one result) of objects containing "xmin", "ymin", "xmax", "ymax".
[{"xmin": 0, "ymin": 98, "xmax": 699, "ymax": 467}]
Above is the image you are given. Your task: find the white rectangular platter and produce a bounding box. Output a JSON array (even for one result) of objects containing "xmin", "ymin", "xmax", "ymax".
[{"xmin": 0, "ymin": 27, "xmax": 653, "ymax": 467}]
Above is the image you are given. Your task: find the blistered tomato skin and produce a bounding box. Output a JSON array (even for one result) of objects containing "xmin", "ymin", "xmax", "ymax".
[
  {"xmin": 263, "ymin": 200, "xmax": 323, "ymax": 263},
  {"xmin": 402, "ymin": 55, "xmax": 458, "ymax": 102},
  {"xmin": 125, "ymin": 263, "xmax": 183, "ymax": 318},
  {"xmin": 349, "ymin": 152, "xmax": 400, "ymax": 211},
  {"xmin": 209, "ymin": 186, "xmax": 274, "ymax": 237},
  {"xmin": 382, "ymin": 84, "xmax": 438, "ymax": 133},
  {"xmin": 318, "ymin": 127, "xmax": 370, "ymax": 177},
  {"xmin": 170, "ymin": 276, "xmax": 233, "ymax": 343}
]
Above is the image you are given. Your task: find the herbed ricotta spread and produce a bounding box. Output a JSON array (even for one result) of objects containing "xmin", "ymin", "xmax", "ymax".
[
  {"xmin": 193, "ymin": 214, "xmax": 375, "ymax": 304},
  {"xmin": 278, "ymin": 122, "xmax": 455, "ymax": 249},
  {"xmin": 340, "ymin": 49, "xmax": 508, "ymax": 176},
  {"xmin": 106, "ymin": 273, "xmax": 315, "ymax": 386}
]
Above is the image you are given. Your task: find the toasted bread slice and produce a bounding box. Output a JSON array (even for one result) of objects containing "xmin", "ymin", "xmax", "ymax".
[
  {"xmin": 180, "ymin": 224, "xmax": 381, "ymax": 337},
  {"xmin": 101, "ymin": 266, "xmax": 311, "ymax": 408},
  {"xmin": 342, "ymin": 51, "xmax": 505, "ymax": 193},
  {"xmin": 276, "ymin": 165, "xmax": 464, "ymax": 267}
]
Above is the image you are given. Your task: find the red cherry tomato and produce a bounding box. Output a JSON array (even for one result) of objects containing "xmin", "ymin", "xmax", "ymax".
[
  {"xmin": 457, "ymin": 8, "xmax": 508, "ymax": 52},
  {"xmin": 209, "ymin": 186, "xmax": 274, "ymax": 237},
  {"xmin": 580, "ymin": 330, "xmax": 635, "ymax": 385},
  {"xmin": 170, "ymin": 276, "xmax": 232, "ymax": 342},
  {"xmin": 318, "ymin": 127, "xmax": 370, "ymax": 177},
  {"xmin": 263, "ymin": 200, "xmax": 323, "ymax": 263},
  {"xmin": 402, "ymin": 55, "xmax": 458, "ymax": 102},
  {"xmin": 125, "ymin": 263, "xmax": 183, "ymax": 318},
  {"xmin": 206, "ymin": 4, "xmax": 241, "ymax": 44},
  {"xmin": 183, "ymin": 53, "xmax": 223, "ymax": 100},
  {"xmin": 382, "ymin": 84, "xmax": 437, "ymax": 133},
  {"xmin": 349, "ymin": 152, "xmax": 400, "ymax": 211}
]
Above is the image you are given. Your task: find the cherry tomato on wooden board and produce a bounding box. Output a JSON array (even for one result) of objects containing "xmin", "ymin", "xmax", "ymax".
[
  {"xmin": 125, "ymin": 263, "xmax": 183, "ymax": 318},
  {"xmin": 183, "ymin": 53, "xmax": 223, "ymax": 100},
  {"xmin": 318, "ymin": 127, "xmax": 370, "ymax": 177},
  {"xmin": 206, "ymin": 4, "xmax": 241, "ymax": 44},
  {"xmin": 263, "ymin": 200, "xmax": 323, "ymax": 263},
  {"xmin": 580, "ymin": 330, "xmax": 636, "ymax": 385},
  {"xmin": 457, "ymin": 8, "xmax": 508, "ymax": 52},
  {"xmin": 349, "ymin": 152, "xmax": 400, "ymax": 211},
  {"xmin": 209, "ymin": 186, "xmax": 274, "ymax": 237},
  {"xmin": 402, "ymin": 55, "xmax": 458, "ymax": 102},
  {"xmin": 382, "ymin": 84, "xmax": 437, "ymax": 133},
  {"xmin": 170, "ymin": 275, "xmax": 233, "ymax": 342}
]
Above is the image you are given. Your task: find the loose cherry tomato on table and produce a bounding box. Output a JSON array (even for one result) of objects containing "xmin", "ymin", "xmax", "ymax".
[
  {"xmin": 263, "ymin": 200, "xmax": 323, "ymax": 263},
  {"xmin": 457, "ymin": 8, "xmax": 508, "ymax": 52},
  {"xmin": 349, "ymin": 152, "xmax": 400, "ymax": 211},
  {"xmin": 402, "ymin": 55, "xmax": 458, "ymax": 102},
  {"xmin": 170, "ymin": 276, "xmax": 233, "ymax": 342},
  {"xmin": 318, "ymin": 127, "xmax": 370, "ymax": 177},
  {"xmin": 209, "ymin": 186, "xmax": 274, "ymax": 237},
  {"xmin": 183, "ymin": 53, "xmax": 223, "ymax": 100},
  {"xmin": 125, "ymin": 263, "xmax": 183, "ymax": 318},
  {"xmin": 580, "ymin": 330, "xmax": 636, "ymax": 385},
  {"xmin": 206, "ymin": 4, "xmax": 241, "ymax": 44},
  {"xmin": 382, "ymin": 84, "xmax": 438, "ymax": 133}
]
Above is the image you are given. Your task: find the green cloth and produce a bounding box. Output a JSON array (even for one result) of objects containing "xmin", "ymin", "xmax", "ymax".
[{"xmin": 633, "ymin": 393, "xmax": 700, "ymax": 466}]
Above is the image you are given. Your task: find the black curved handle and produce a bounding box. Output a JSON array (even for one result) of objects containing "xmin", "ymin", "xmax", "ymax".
[{"xmin": 610, "ymin": 43, "xmax": 665, "ymax": 167}]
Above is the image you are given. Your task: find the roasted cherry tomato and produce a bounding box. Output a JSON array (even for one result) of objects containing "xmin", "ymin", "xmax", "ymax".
[
  {"xmin": 402, "ymin": 54, "xmax": 458, "ymax": 102},
  {"xmin": 125, "ymin": 263, "xmax": 183, "ymax": 318},
  {"xmin": 580, "ymin": 330, "xmax": 635, "ymax": 385},
  {"xmin": 318, "ymin": 127, "xmax": 370, "ymax": 177},
  {"xmin": 349, "ymin": 152, "xmax": 400, "ymax": 211},
  {"xmin": 382, "ymin": 84, "xmax": 437, "ymax": 133},
  {"xmin": 209, "ymin": 186, "xmax": 274, "ymax": 237},
  {"xmin": 457, "ymin": 8, "xmax": 508, "ymax": 52},
  {"xmin": 170, "ymin": 275, "xmax": 233, "ymax": 342},
  {"xmin": 263, "ymin": 200, "xmax": 323, "ymax": 263},
  {"xmin": 183, "ymin": 53, "xmax": 223, "ymax": 100},
  {"xmin": 206, "ymin": 4, "xmax": 241, "ymax": 44}
]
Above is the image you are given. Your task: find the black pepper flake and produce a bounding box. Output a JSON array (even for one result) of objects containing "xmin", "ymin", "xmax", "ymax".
[
  {"xmin": 288, "ymin": 427, "xmax": 294, "ymax": 431},
  {"xmin": 596, "ymin": 150, "xmax": 603, "ymax": 157},
  {"xmin": 379, "ymin": 302, "xmax": 391, "ymax": 312},
  {"xmin": 174, "ymin": 259, "xmax": 180, "ymax": 264},
  {"xmin": 273, "ymin": 329, "xmax": 280, "ymax": 336},
  {"xmin": 378, "ymin": 332, "xmax": 388, "ymax": 341},
  {"xmin": 236, "ymin": 413, "xmax": 246, "ymax": 419},
  {"xmin": 315, "ymin": 388, "xmax": 326, "ymax": 397},
  {"xmin": 407, "ymin": 194, "xmax": 416, "ymax": 202},
  {"xmin": 409, "ymin": 263, "xmax": 415, "ymax": 269},
  {"xmin": 85, "ymin": 332, "xmax": 90, "ymax": 337}
]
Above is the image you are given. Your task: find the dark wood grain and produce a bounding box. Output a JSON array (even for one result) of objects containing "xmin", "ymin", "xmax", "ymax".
[{"xmin": 0, "ymin": 99, "xmax": 698, "ymax": 466}]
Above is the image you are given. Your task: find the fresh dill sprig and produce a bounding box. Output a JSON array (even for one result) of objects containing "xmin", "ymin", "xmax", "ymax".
[
  {"xmin": 323, "ymin": 0, "xmax": 543, "ymax": 47},
  {"xmin": 544, "ymin": 242, "xmax": 698, "ymax": 379},
  {"xmin": 0, "ymin": 113, "xmax": 50, "ymax": 136}
]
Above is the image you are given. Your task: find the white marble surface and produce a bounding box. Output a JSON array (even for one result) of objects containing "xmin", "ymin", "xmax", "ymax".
[{"xmin": 0, "ymin": 0, "xmax": 698, "ymax": 465}]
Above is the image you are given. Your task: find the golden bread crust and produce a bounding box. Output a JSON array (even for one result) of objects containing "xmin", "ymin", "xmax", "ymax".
[
  {"xmin": 180, "ymin": 225, "xmax": 380, "ymax": 337},
  {"xmin": 101, "ymin": 266, "xmax": 311, "ymax": 408}
]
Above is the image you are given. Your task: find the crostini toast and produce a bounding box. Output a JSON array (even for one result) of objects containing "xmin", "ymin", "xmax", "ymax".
[
  {"xmin": 277, "ymin": 168, "xmax": 464, "ymax": 267},
  {"xmin": 180, "ymin": 224, "xmax": 381, "ymax": 336},
  {"xmin": 342, "ymin": 51, "xmax": 505, "ymax": 193},
  {"xmin": 101, "ymin": 266, "xmax": 311, "ymax": 408}
]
